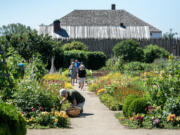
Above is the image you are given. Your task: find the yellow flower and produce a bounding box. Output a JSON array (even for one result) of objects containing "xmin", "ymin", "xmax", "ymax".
[
  {"xmin": 129, "ymin": 117, "xmax": 134, "ymax": 121},
  {"xmin": 65, "ymin": 82, "xmax": 72, "ymax": 89},
  {"xmin": 55, "ymin": 119, "xmax": 58, "ymax": 123},
  {"xmin": 41, "ymin": 111, "xmax": 48, "ymax": 115}
]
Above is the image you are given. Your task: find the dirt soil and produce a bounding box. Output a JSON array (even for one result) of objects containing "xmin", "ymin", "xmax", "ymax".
[{"xmin": 27, "ymin": 84, "xmax": 180, "ymax": 135}]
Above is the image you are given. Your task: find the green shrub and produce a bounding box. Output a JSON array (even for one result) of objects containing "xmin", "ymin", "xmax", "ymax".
[
  {"xmin": 13, "ymin": 80, "xmax": 59, "ymax": 112},
  {"xmin": 123, "ymin": 62, "xmax": 153, "ymax": 72},
  {"xmin": 128, "ymin": 98, "xmax": 149, "ymax": 116},
  {"xmin": 0, "ymin": 102, "xmax": 26, "ymax": 135},
  {"xmin": 63, "ymin": 50, "xmax": 106, "ymax": 69},
  {"xmin": 99, "ymin": 93, "xmax": 122, "ymax": 111},
  {"xmin": 62, "ymin": 41, "xmax": 88, "ymax": 51},
  {"xmin": 25, "ymin": 54, "xmax": 47, "ymax": 80},
  {"xmin": 105, "ymin": 57, "xmax": 124, "ymax": 71},
  {"xmin": 144, "ymin": 45, "xmax": 170, "ymax": 63},
  {"xmin": 153, "ymin": 58, "xmax": 169, "ymax": 71},
  {"xmin": 63, "ymin": 50, "xmax": 88, "ymax": 68},
  {"xmin": 87, "ymin": 51, "xmax": 106, "ymax": 70},
  {"xmin": 112, "ymin": 39, "xmax": 144, "ymax": 62},
  {"xmin": 163, "ymin": 97, "xmax": 180, "ymax": 117},
  {"xmin": 123, "ymin": 95, "xmax": 139, "ymax": 117}
]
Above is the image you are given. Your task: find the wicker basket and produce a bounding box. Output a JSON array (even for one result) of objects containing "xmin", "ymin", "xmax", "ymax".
[{"xmin": 66, "ymin": 107, "xmax": 80, "ymax": 117}]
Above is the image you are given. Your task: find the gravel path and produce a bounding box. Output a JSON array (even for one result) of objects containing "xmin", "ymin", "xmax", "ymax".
[{"xmin": 27, "ymin": 84, "xmax": 180, "ymax": 135}]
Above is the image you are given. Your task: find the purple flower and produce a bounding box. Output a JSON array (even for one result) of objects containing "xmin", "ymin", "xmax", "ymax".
[{"xmin": 154, "ymin": 118, "xmax": 160, "ymax": 124}]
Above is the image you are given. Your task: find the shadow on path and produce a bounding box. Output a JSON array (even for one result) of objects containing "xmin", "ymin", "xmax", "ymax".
[{"xmin": 71, "ymin": 113, "xmax": 94, "ymax": 119}]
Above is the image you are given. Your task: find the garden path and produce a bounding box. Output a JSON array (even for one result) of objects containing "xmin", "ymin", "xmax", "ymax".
[{"xmin": 27, "ymin": 83, "xmax": 180, "ymax": 135}]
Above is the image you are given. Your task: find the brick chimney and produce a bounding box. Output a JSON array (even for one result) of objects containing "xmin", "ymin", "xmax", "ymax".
[
  {"xmin": 53, "ymin": 20, "xmax": 60, "ymax": 33},
  {"xmin": 111, "ymin": 4, "xmax": 116, "ymax": 10}
]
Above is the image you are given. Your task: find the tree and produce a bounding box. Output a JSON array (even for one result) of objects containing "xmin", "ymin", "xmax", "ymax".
[
  {"xmin": 163, "ymin": 29, "xmax": 178, "ymax": 39},
  {"xmin": 0, "ymin": 23, "xmax": 34, "ymax": 35}
]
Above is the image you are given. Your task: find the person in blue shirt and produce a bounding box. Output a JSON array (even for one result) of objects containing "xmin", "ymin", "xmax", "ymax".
[
  {"xmin": 74, "ymin": 60, "xmax": 81, "ymax": 83},
  {"xmin": 19, "ymin": 61, "xmax": 25, "ymax": 79}
]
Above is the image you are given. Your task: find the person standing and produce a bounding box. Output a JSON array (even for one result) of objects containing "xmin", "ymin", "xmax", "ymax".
[
  {"xmin": 74, "ymin": 60, "xmax": 81, "ymax": 83},
  {"xmin": 69, "ymin": 62, "xmax": 78, "ymax": 86},
  {"xmin": 78, "ymin": 65, "xmax": 86, "ymax": 90}
]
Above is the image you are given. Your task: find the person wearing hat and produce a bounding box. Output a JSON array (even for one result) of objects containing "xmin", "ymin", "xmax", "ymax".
[{"xmin": 59, "ymin": 89, "xmax": 85, "ymax": 113}]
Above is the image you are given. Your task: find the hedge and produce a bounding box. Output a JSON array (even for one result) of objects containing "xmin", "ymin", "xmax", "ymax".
[
  {"xmin": 87, "ymin": 51, "xmax": 106, "ymax": 70},
  {"xmin": 63, "ymin": 50, "xmax": 88, "ymax": 68},
  {"xmin": 63, "ymin": 50, "xmax": 106, "ymax": 69},
  {"xmin": 0, "ymin": 102, "xmax": 26, "ymax": 135}
]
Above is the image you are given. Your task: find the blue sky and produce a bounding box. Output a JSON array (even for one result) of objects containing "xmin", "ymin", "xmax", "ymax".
[{"xmin": 0, "ymin": 0, "xmax": 179, "ymax": 35}]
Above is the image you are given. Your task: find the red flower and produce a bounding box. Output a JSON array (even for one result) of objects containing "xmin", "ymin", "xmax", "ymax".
[
  {"xmin": 40, "ymin": 106, "xmax": 44, "ymax": 111},
  {"xmin": 22, "ymin": 112, "xmax": 24, "ymax": 114},
  {"xmin": 32, "ymin": 107, "xmax": 35, "ymax": 112}
]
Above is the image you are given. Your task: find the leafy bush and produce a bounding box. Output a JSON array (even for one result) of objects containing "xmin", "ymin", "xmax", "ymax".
[
  {"xmin": 123, "ymin": 95, "xmax": 139, "ymax": 117},
  {"xmin": 163, "ymin": 97, "xmax": 180, "ymax": 117},
  {"xmin": 105, "ymin": 57, "xmax": 124, "ymax": 71},
  {"xmin": 0, "ymin": 47, "xmax": 24, "ymax": 100},
  {"xmin": 123, "ymin": 62, "xmax": 153, "ymax": 72},
  {"xmin": 62, "ymin": 41, "xmax": 88, "ymax": 51},
  {"xmin": 13, "ymin": 80, "xmax": 59, "ymax": 112},
  {"xmin": 153, "ymin": 58, "xmax": 169, "ymax": 71},
  {"xmin": 144, "ymin": 45, "xmax": 170, "ymax": 63},
  {"xmin": 99, "ymin": 93, "xmax": 122, "ymax": 111},
  {"xmin": 128, "ymin": 98, "xmax": 149, "ymax": 116},
  {"xmin": 63, "ymin": 50, "xmax": 88, "ymax": 68},
  {"xmin": 87, "ymin": 51, "xmax": 106, "ymax": 70},
  {"xmin": 0, "ymin": 102, "xmax": 26, "ymax": 135},
  {"xmin": 63, "ymin": 50, "xmax": 106, "ymax": 69},
  {"xmin": 113, "ymin": 39, "xmax": 144, "ymax": 62},
  {"xmin": 25, "ymin": 54, "xmax": 47, "ymax": 80}
]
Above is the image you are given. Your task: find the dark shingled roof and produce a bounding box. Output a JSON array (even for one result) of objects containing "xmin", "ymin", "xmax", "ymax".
[{"xmin": 58, "ymin": 10, "xmax": 161, "ymax": 33}]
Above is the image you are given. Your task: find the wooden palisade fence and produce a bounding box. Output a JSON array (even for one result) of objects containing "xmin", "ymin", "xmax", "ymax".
[{"xmin": 61, "ymin": 38, "xmax": 180, "ymax": 57}]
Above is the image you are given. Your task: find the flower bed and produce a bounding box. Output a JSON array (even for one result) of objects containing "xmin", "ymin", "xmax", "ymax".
[
  {"xmin": 89, "ymin": 73, "xmax": 144, "ymax": 111},
  {"xmin": 12, "ymin": 73, "xmax": 72, "ymax": 128}
]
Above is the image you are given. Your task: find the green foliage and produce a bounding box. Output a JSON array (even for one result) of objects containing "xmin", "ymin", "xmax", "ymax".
[
  {"xmin": 0, "ymin": 24, "xmax": 64, "ymax": 69},
  {"xmin": 144, "ymin": 45, "xmax": 170, "ymax": 63},
  {"xmin": 0, "ymin": 102, "xmax": 26, "ymax": 135},
  {"xmin": 0, "ymin": 23, "xmax": 33, "ymax": 35},
  {"xmin": 63, "ymin": 50, "xmax": 88, "ymax": 68},
  {"xmin": 13, "ymin": 80, "xmax": 59, "ymax": 112},
  {"xmin": 123, "ymin": 62, "xmax": 153, "ymax": 72},
  {"xmin": 163, "ymin": 29, "xmax": 178, "ymax": 39},
  {"xmin": 112, "ymin": 39, "xmax": 144, "ymax": 62},
  {"xmin": 163, "ymin": 97, "xmax": 180, "ymax": 117},
  {"xmin": 25, "ymin": 54, "xmax": 47, "ymax": 80},
  {"xmin": 99, "ymin": 93, "xmax": 122, "ymax": 111},
  {"xmin": 63, "ymin": 50, "xmax": 106, "ymax": 69},
  {"xmin": 123, "ymin": 95, "xmax": 139, "ymax": 117},
  {"xmin": 145, "ymin": 58, "xmax": 180, "ymax": 107},
  {"xmin": 0, "ymin": 47, "xmax": 24, "ymax": 100},
  {"xmin": 128, "ymin": 98, "xmax": 149, "ymax": 116},
  {"xmin": 87, "ymin": 51, "xmax": 106, "ymax": 70},
  {"xmin": 62, "ymin": 41, "xmax": 88, "ymax": 51},
  {"xmin": 105, "ymin": 57, "xmax": 124, "ymax": 71}
]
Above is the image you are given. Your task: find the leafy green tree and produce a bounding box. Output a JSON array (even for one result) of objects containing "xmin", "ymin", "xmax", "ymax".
[
  {"xmin": 163, "ymin": 29, "xmax": 178, "ymax": 39},
  {"xmin": 0, "ymin": 23, "xmax": 33, "ymax": 35},
  {"xmin": 113, "ymin": 39, "xmax": 144, "ymax": 62}
]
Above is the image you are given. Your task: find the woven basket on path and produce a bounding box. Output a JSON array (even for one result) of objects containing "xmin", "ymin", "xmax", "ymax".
[{"xmin": 66, "ymin": 107, "xmax": 80, "ymax": 117}]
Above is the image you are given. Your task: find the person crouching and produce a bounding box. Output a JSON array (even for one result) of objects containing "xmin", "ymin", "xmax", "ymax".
[{"xmin": 59, "ymin": 89, "xmax": 85, "ymax": 113}]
